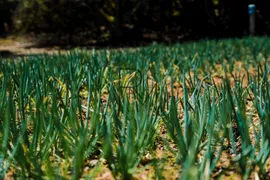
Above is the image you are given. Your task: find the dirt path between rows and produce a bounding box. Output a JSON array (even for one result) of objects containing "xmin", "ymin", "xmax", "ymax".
[
  {"xmin": 0, "ymin": 40, "xmax": 63, "ymax": 57},
  {"xmin": 0, "ymin": 37, "xmax": 139, "ymax": 58}
]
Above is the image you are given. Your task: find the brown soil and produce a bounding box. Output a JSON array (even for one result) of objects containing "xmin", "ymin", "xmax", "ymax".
[{"xmin": 0, "ymin": 37, "xmax": 62, "ymax": 57}]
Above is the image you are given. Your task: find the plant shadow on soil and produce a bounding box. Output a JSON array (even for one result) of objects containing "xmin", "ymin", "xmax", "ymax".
[
  {"xmin": 0, "ymin": 50, "xmax": 20, "ymax": 58},
  {"xmin": 0, "ymin": 50, "xmax": 47, "ymax": 59}
]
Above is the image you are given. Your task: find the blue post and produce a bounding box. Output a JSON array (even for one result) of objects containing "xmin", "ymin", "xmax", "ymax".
[{"xmin": 248, "ymin": 4, "xmax": 256, "ymax": 35}]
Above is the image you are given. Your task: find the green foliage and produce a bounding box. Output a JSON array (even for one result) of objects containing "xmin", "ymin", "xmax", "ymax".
[
  {"xmin": 0, "ymin": 37, "xmax": 270, "ymax": 179},
  {"xmin": 0, "ymin": 0, "xmax": 18, "ymax": 35},
  {"xmin": 4, "ymin": 0, "xmax": 270, "ymax": 43}
]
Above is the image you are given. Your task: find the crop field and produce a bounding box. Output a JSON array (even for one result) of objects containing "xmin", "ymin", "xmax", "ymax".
[{"xmin": 0, "ymin": 37, "xmax": 270, "ymax": 180}]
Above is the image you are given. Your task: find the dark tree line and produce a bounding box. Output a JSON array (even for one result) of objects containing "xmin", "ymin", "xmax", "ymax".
[{"xmin": 0, "ymin": 0, "xmax": 269, "ymax": 45}]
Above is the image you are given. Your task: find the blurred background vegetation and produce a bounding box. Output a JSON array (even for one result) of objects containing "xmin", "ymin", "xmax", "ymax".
[{"xmin": 0, "ymin": 0, "xmax": 269, "ymax": 46}]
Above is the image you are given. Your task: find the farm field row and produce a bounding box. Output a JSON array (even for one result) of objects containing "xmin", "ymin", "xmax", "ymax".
[{"xmin": 0, "ymin": 37, "xmax": 270, "ymax": 179}]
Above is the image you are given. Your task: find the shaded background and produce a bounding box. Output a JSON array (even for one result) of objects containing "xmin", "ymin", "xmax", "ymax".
[{"xmin": 0, "ymin": 0, "xmax": 269, "ymax": 46}]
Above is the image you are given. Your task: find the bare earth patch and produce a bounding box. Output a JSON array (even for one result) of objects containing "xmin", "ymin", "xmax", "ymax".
[{"xmin": 0, "ymin": 37, "xmax": 64, "ymax": 56}]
